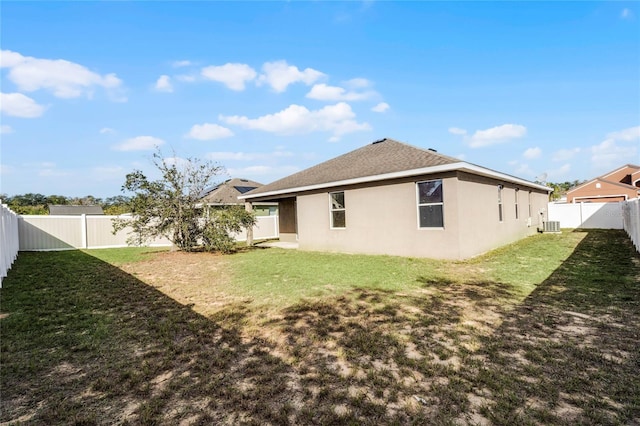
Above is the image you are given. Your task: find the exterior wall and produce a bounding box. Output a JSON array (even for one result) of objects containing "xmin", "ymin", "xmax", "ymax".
[
  {"xmin": 455, "ymin": 173, "xmax": 548, "ymax": 258},
  {"xmin": 296, "ymin": 174, "xmax": 463, "ymax": 259},
  {"xmin": 279, "ymin": 233, "xmax": 298, "ymax": 243},
  {"xmin": 567, "ymin": 180, "xmax": 637, "ymax": 203},
  {"xmin": 294, "ymin": 172, "xmax": 548, "ymax": 260}
]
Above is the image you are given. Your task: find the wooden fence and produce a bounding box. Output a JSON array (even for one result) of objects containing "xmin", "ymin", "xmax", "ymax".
[
  {"xmin": 0, "ymin": 203, "xmax": 20, "ymax": 287},
  {"xmin": 18, "ymin": 215, "xmax": 279, "ymax": 251}
]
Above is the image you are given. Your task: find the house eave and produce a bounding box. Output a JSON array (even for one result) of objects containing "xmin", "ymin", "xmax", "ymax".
[{"xmin": 240, "ymin": 162, "xmax": 551, "ymax": 200}]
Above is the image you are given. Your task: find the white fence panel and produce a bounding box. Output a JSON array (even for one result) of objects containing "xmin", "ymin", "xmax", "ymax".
[
  {"xmin": 19, "ymin": 215, "xmax": 172, "ymax": 251},
  {"xmin": 622, "ymin": 199, "xmax": 640, "ymax": 253},
  {"xmin": 0, "ymin": 203, "xmax": 20, "ymax": 287},
  {"xmin": 548, "ymin": 202, "xmax": 623, "ymax": 229},
  {"xmin": 19, "ymin": 214, "xmax": 277, "ymax": 251},
  {"xmin": 234, "ymin": 215, "xmax": 279, "ymax": 242}
]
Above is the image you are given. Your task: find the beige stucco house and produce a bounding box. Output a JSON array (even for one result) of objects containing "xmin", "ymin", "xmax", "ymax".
[{"xmin": 241, "ymin": 138, "xmax": 551, "ymax": 260}]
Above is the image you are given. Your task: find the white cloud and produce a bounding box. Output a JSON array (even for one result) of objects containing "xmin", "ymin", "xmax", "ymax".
[
  {"xmin": 515, "ymin": 163, "xmax": 535, "ymax": 176},
  {"xmin": 163, "ymin": 156, "xmax": 191, "ymax": 168},
  {"xmin": 448, "ymin": 127, "xmax": 467, "ymax": 136},
  {"xmin": 587, "ymin": 126, "xmax": 640, "ymax": 171},
  {"xmin": 606, "ymin": 126, "xmax": 640, "ymax": 141},
  {"xmin": 546, "ymin": 164, "xmax": 571, "ymax": 180},
  {"xmin": 38, "ymin": 162, "xmax": 71, "ymax": 177},
  {"xmin": 258, "ymin": 60, "xmax": 325, "ymax": 93},
  {"xmin": 0, "ymin": 49, "xmax": 125, "ymax": 100},
  {"xmin": 306, "ymin": 83, "xmax": 375, "ymax": 101},
  {"xmin": 590, "ymin": 138, "xmax": 638, "ymax": 170},
  {"xmin": 91, "ymin": 166, "xmax": 126, "ymax": 181},
  {"xmin": 220, "ymin": 102, "xmax": 371, "ymax": 140},
  {"xmin": 113, "ymin": 136, "xmax": 165, "ymax": 151},
  {"xmin": 469, "ymin": 124, "xmax": 527, "ymax": 148},
  {"xmin": 154, "ymin": 75, "xmax": 173, "ymax": 92},
  {"xmin": 523, "ymin": 147, "xmax": 541, "ymax": 160},
  {"xmin": 371, "ymin": 102, "xmax": 390, "ymax": 113},
  {"xmin": 1, "ymin": 125, "xmax": 14, "ymax": 134},
  {"xmin": 0, "ymin": 92, "xmax": 46, "ymax": 118},
  {"xmin": 206, "ymin": 150, "xmax": 293, "ymax": 161},
  {"xmin": 227, "ymin": 165, "xmax": 300, "ymax": 177},
  {"xmin": 621, "ymin": 8, "xmax": 633, "ymax": 19},
  {"xmin": 176, "ymin": 74, "xmax": 197, "ymax": 83},
  {"xmin": 185, "ymin": 123, "xmax": 234, "ymax": 141},
  {"xmin": 201, "ymin": 63, "xmax": 257, "ymax": 91},
  {"xmin": 552, "ymin": 147, "xmax": 581, "ymax": 162},
  {"xmin": 172, "ymin": 60, "xmax": 192, "ymax": 68},
  {"xmin": 0, "ymin": 164, "xmax": 13, "ymax": 175},
  {"xmin": 345, "ymin": 78, "xmax": 371, "ymax": 89},
  {"xmin": 100, "ymin": 127, "xmax": 115, "ymax": 134}
]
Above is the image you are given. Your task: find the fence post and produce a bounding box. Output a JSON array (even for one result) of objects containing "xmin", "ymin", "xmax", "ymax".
[
  {"xmin": 81, "ymin": 214, "xmax": 88, "ymax": 249},
  {"xmin": 245, "ymin": 202, "xmax": 254, "ymax": 246},
  {"xmin": 0, "ymin": 203, "xmax": 20, "ymax": 288}
]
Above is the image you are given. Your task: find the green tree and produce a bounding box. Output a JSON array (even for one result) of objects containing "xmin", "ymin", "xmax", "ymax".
[{"xmin": 113, "ymin": 150, "xmax": 255, "ymax": 253}]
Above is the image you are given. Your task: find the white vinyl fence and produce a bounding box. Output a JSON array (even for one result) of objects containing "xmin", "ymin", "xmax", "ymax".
[
  {"xmin": 18, "ymin": 215, "xmax": 279, "ymax": 251},
  {"xmin": 0, "ymin": 203, "xmax": 20, "ymax": 287},
  {"xmin": 622, "ymin": 199, "xmax": 640, "ymax": 253},
  {"xmin": 548, "ymin": 202, "xmax": 623, "ymax": 229}
]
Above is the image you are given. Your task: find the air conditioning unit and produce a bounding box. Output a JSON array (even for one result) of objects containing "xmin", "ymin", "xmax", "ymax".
[{"xmin": 542, "ymin": 221, "xmax": 561, "ymax": 233}]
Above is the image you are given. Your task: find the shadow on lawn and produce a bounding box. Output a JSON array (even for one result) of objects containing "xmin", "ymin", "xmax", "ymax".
[
  {"xmin": 0, "ymin": 250, "xmax": 295, "ymax": 425},
  {"xmin": 2, "ymin": 230, "xmax": 639, "ymax": 425},
  {"xmin": 472, "ymin": 229, "xmax": 640, "ymax": 424}
]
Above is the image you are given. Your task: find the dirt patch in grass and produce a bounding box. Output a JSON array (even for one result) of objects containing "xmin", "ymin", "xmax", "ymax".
[
  {"xmin": 2, "ymin": 230, "xmax": 639, "ymax": 424},
  {"xmin": 120, "ymin": 251, "xmax": 246, "ymax": 318}
]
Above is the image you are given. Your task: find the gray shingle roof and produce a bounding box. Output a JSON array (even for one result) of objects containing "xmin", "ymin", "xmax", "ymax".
[
  {"xmin": 48, "ymin": 205, "xmax": 104, "ymax": 215},
  {"xmin": 244, "ymin": 138, "xmax": 460, "ymax": 197},
  {"xmin": 201, "ymin": 178, "xmax": 264, "ymax": 204}
]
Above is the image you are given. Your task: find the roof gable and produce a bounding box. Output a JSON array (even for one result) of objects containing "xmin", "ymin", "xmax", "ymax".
[
  {"xmin": 567, "ymin": 177, "xmax": 640, "ymax": 194},
  {"xmin": 202, "ymin": 177, "xmax": 263, "ymax": 204},
  {"xmin": 245, "ymin": 138, "xmax": 459, "ymax": 197}
]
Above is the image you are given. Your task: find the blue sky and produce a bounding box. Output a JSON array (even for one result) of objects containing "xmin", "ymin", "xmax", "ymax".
[{"xmin": 1, "ymin": 1, "xmax": 638, "ymax": 198}]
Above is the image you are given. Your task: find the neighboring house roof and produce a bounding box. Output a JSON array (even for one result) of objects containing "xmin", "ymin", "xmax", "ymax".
[
  {"xmin": 201, "ymin": 178, "xmax": 264, "ymax": 205},
  {"xmin": 241, "ymin": 138, "xmax": 550, "ymax": 200},
  {"xmin": 565, "ymin": 164, "xmax": 640, "ymax": 203},
  {"xmin": 600, "ymin": 164, "xmax": 640, "ymax": 182},
  {"xmin": 572, "ymin": 178, "xmax": 640, "ymax": 192},
  {"xmin": 48, "ymin": 205, "xmax": 104, "ymax": 215},
  {"xmin": 567, "ymin": 164, "xmax": 640, "ymax": 196}
]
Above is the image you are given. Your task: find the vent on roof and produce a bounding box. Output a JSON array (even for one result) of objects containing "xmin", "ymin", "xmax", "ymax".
[
  {"xmin": 372, "ymin": 138, "xmax": 387, "ymax": 144},
  {"xmin": 428, "ymin": 148, "xmax": 438, "ymax": 152}
]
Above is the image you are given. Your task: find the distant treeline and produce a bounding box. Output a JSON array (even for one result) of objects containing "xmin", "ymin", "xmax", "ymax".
[
  {"xmin": 0, "ymin": 193, "xmax": 131, "ymax": 215},
  {"xmin": 537, "ymin": 180, "xmax": 585, "ymax": 201}
]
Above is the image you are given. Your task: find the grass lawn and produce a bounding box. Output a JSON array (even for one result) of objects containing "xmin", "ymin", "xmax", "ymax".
[{"xmin": 1, "ymin": 230, "xmax": 639, "ymax": 424}]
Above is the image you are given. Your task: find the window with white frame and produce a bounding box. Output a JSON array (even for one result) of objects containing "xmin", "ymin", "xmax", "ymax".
[
  {"xmin": 417, "ymin": 180, "xmax": 444, "ymax": 228},
  {"xmin": 515, "ymin": 188, "xmax": 519, "ymax": 219},
  {"xmin": 498, "ymin": 185, "xmax": 504, "ymax": 222},
  {"xmin": 330, "ymin": 191, "xmax": 346, "ymax": 228}
]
